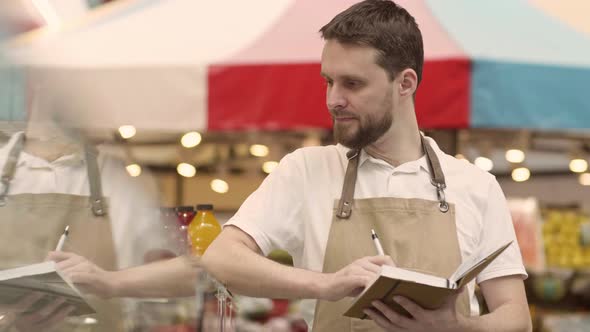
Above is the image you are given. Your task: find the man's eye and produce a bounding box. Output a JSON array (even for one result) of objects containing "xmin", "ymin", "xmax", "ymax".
[{"xmin": 345, "ymin": 80, "xmax": 361, "ymax": 88}]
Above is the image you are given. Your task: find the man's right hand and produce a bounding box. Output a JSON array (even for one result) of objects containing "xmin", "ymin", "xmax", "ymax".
[
  {"xmin": 47, "ymin": 251, "xmax": 118, "ymax": 299},
  {"xmin": 319, "ymin": 255, "xmax": 395, "ymax": 301}
]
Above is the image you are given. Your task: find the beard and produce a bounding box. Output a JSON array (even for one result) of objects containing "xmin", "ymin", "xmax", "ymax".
[{"xmin": 332, "ymin": 99, "xmax": 393, "ymax": 150}]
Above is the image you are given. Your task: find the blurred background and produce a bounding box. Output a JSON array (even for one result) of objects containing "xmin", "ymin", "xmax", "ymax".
[{"xmin": 1, "ymin": 0, "xmax": 590, "ymax": 331}]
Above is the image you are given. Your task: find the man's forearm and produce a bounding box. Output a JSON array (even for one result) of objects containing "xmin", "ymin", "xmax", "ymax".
[
  {"xmin": 112, "ymin": 256, "xmax": 200, "ymax": 298},
  {"xmin": 201, "ymin": 237, "xmax": 326, "ymax": 300},
  {"xmin": 460, "ymin": 303, "xmax": 532, "ymax": 332}
]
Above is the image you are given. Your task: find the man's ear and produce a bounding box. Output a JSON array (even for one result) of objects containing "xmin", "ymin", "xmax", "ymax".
[{"xmin": 398, "ymin": 68, "xmax": 418, "ymax": 98}]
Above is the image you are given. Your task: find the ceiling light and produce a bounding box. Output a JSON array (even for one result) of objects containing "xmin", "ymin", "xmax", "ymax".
[
  {"xmin": 211, "ymin": 179, "xmax": 229, "ymax": 194},
  {"xmin": 118, "ymin": 125, "xmax": 136, "ymax": 139},
  {"xmin": 249, "ymin": 144, "xmax": 269, "ymax": 157},
  {"xmin": 512, "ymin": 167, "xmax": 530, "ymax": 182},
  {"xmin": 579, "ymin": 173, "xmax": 590, "ymax": 186},
  {"xmin": 181, "ymin": 131, "xmax": 202, "ymax": 148},
  {"xmin": 262, "ymin": 161, "xmax": 279, "ymax": 174},
  {"xmin": 569, "ymin": 158, "xmax": 588, "ymax": 173},
  {"xmin": 474, "ymin": 157, "xmax": 493, "ymax": 172},
  {"xmin": 505, "ymin": 149, "xmax": 525, "ymax": 163},
  {"xmin": 177, "ymin": 163, "xmax": 196, "ymax": 178},
  {"xmin": 125, "ymin": 164, "xmax": 142, "ymax": 177}
]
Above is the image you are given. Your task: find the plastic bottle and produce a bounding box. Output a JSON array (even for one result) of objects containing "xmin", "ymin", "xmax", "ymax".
[
  {"xmin": 175, "ymin": 206, "xmax": 196, "ymax": 253},
  {"xmin": 188, "ymin": 204, "xmax": 222, "ymax": 256}
]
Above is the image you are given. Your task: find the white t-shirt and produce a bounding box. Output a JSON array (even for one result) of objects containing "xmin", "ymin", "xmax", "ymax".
[
  {"xmin": 0, "ymin": 132, "xmax": 175, "ymax": 269},
  {"xmin": 226, "ymin": 136, "xmax": 527, "ymax": 324}
]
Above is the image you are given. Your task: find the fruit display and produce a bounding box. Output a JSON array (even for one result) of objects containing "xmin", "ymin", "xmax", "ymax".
[
  {"xmin": 542, "ymin": 209, "xmax": 590, "ymax": 270},
  {"xmin": 494, "ymin": 200, "xmax": 590, "ymax": 331}
]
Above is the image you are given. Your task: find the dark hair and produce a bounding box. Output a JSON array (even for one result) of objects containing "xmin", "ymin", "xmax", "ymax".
[{"xmin": 320, "ymin": 0, "xmax": 424, "ymax": 85}]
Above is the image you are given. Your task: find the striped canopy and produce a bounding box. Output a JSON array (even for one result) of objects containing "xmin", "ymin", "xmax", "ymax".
[{"xmin": 2, "ymin": 0, "xmax": 590, "ymax": 131}]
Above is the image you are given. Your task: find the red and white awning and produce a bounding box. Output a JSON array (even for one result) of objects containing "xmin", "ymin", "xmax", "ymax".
[{"xmin": 3, "ymin": 0, "xmax": 590, "ymax": 131}]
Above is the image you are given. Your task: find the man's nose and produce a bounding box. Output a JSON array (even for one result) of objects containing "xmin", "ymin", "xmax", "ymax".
[{"xmin": 327, "ymin": 85, "xmax": 348, "ymax": 111}]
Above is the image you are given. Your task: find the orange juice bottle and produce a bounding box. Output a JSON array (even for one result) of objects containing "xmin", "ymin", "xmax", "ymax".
[{"xmin": 188, "ymin": 204, "xmax": 222, "ymax": 256}]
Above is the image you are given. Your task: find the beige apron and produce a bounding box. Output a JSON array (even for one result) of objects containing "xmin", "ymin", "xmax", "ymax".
[
  {"xmin": 312, "ymin": 137, "xmax": 471, "ymax": 332},
  {"xmin": 0, "ymin": 133, "xmax": 124, "ymax": 332}
]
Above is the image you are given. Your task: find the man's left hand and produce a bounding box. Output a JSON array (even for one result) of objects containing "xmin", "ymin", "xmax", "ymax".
[
  {"xmin": 46, "ymin": 251, "xmax": 118, "ymax": 299},
  {"xmin": 363, "ymin": 289, "xmax": 467, "ymax": 332}
]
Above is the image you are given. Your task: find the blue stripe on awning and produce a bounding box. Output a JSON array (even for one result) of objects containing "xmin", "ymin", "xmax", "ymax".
[
  {"xmin": 0, "ymin": 65, "xmax": 27, "ymax": 122},
  {"xmin": 471, "ymin": 60, "xmax": 590, "ymax": 129},
  {"xmin": 426, "ymin": 0, "xmax": 590, "ymax": 67}
]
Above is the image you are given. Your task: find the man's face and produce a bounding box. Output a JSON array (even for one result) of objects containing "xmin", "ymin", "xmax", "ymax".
[{"xmin": 321, "ymin": 40, "xmax": 396, "ymax": 149}]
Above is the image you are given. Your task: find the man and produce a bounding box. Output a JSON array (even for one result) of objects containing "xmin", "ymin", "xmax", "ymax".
[
  {"xmin": 0, "ymin": 95, "xmax": 177, "ymax": 331},
  {"xmin": 202, "ymin": 1, "xmax": 531, "ymax": 331}
]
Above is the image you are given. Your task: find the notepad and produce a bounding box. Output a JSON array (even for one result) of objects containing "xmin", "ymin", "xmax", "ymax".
[
  {"xmin": 0, "ymin": 261, "xmax": 95, "ymax": 316},
  {"xmin": 344, "ymin": 241, "xmax": 512, "ymax": 319}
]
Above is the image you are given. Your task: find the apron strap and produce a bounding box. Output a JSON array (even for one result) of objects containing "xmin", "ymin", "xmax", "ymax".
[
  {"xmin": 84, "ymin": 145, "xmax": 107, "ymax": 217},
  {"xmin": 0, "ymin": 132, "xmax": 107, "ymax": 216},
  {"xmin": 0, "ymin": 133, "xmax": 25, "ymax": 203},
  {"xmin": 421, "ymin": 135, "xmax": 449, "ymax": 213},
  {"xmin": 336, "ymin": 136, "xmax": 450, "ymax": 218},
  {"xmin": 336, "ymin": 149, "xmax": 360, "ymax": 219}
]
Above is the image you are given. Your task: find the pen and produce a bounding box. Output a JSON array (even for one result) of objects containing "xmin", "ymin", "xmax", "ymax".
[
  {"xmin": 55, "ymin": 225, "xmax": 69, "ymax": 251},
  {"xmin": 371, "ymin": 229, "xmax": 385, "ymax": 256}
]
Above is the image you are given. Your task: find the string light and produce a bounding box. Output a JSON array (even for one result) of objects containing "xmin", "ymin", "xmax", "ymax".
[
  {"xmin": 512, "ymin": 167, "xmax": 531, "ymax": 182},
  {"xmin": 250, "ymin": 144, "xmax": 269, "ymax": 157},
  {"xmin": 181, "ymin": 132, "xmax": 202, "ymax": 148},
  {"xmin": 211, "ymin": 179, "xmax": 229, "ymax": 193},
  {"xmin": 177, "ymin": 163, "xmax": 196, "ymax": 177},
  {"xmin": 474, "ymin": 157, "xmax": 493, "ymax": 172},
  {"xmin": 125, "ymin": 164, "xmax": 142, "ymax": 177},
  {"xmin": 118, "ymin": 125, "xmax": 137, "ymax": 139},
  {"xmin": 262, "ymin": 161, "xmax": 279, "ymax": 174},
  {"xmin": 569, "ymin": 158, "xmax": 588, "ymax": 173},
  {"xmin": 505, "ymin": 149, "xmax": 526, "ymax": 163}
]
